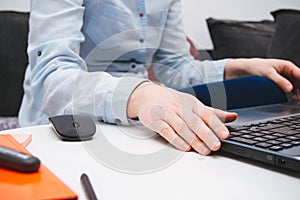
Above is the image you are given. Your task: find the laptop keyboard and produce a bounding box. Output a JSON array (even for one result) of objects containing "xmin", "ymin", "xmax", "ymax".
[{"xmin": 226, "ymin": 114, "xmax": 300, "ymax": 151}]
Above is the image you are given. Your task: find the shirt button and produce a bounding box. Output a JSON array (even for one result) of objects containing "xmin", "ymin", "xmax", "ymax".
[
  {"xmin": 114, "ymin": 118, "xmax": 122, "ymax": 124},
  {"xmin": 139, "ymin": 13, "xmax": 144, "ymax": 17},
  {"xmin": 139, "ymin": 39, "xmax": 144, "ymax": 43},
  {"xmin": 37, "ymin": 51, "xmax": 42, "ymax": 56}
]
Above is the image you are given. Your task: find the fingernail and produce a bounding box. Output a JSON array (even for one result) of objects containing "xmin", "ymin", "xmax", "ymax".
[
  {"xmin": 222, "ymin": 130, "xmax": 229, "ymax": 138},
  {"xmin": 182, "ymin": 142, "xmax": 191, "ymax": 151},
  {"xmin": 200, "ymin": 146, "xmax": 210, "ymax": 155},
  {"xmin": 213, "ymin": 141, "xmax": 221, "ymax": 150},
  {"xmin": 286, "ymin": 84, "xmax": 293, "ymax": 91}
]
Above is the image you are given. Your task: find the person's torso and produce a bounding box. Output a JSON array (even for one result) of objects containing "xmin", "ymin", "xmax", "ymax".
[{"xmin": 81, "ymin": 0, "xmax": 173, "ymax": 77}]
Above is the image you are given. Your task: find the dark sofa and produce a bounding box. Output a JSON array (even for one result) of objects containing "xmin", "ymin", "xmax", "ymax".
[{"xmin": 0, "ymin": 11, "xmax": 28, "ymax": 130}]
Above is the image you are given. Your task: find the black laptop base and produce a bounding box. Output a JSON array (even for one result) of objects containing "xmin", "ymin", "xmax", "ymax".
[
  {"xmin": 218, "ymin": 113, "xmax": 300, "ymax": 172},
  {"xmin": 220, "ymin": 140, "xmax": 300, "ymax": 172}
]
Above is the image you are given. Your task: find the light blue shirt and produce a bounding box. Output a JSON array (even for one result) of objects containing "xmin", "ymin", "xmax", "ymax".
[{"xmin": 19, "ymin": 0, "xmax": 227, "ymax": 127}]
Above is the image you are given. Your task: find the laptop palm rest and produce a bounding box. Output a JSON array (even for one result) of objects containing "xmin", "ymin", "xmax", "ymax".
[
  {"xmin": 228, "ymin": 102, "xmax": 300, "ymax": 126},
  {"xmin": 281, "ymin": 146, "xmax": 300, "ymax": 156}
]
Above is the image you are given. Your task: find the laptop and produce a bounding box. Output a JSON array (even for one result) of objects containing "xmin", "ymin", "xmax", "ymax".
[{"xmin": 220, "ymin": 100, "xmax": 300, "ymax": 172}]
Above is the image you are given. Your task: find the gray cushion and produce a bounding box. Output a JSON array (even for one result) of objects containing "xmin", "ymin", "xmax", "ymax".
[
  {"xmin": 207, "ymin": 18, "xmax": 276, "ymax": 59},
  {"xmin": 267, "ymin": 9, "xmax": 300, "ymax": 66}
]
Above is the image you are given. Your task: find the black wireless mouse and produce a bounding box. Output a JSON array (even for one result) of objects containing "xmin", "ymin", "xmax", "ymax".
[{"xmin": 49, "ymin": 115, "xmax": 96, "ymax": 141}]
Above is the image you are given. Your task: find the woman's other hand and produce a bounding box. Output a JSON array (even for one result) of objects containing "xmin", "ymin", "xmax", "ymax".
[{"xmin": 225, "ymin": 58, "xmax": 300, "ymax": 100}]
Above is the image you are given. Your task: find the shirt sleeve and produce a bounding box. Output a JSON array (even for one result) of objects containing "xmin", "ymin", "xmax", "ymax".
[
  {"xmin": 152, "ymin": 0, "xmax": 228, "ymax": 90},
  {"xmin": 28, "ymin": 0, "xmax": 147, "ymax": 126}
]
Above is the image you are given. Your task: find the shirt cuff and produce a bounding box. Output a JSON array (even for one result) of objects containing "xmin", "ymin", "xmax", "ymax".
[
  {"xmin": 111, "ymin": 77, "xmax": 149, "ymax": 126},
  {"xmin": 210, "ymin": 59, "xmax": 230, "ymax": 82}
]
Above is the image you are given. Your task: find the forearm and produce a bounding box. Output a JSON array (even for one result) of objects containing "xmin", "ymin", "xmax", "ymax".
[
  {"xmin": 153, "ymin": 57, "xmax": 227, "ymax": 89},
  {"xmin": 32, "ymin": 67, "xmax": 146, "ymax": 125}
]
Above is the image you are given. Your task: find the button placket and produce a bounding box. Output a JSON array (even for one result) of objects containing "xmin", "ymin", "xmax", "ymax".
[{"xmin": 136, "ymin": 0, "xmax": 147, "ymax": 49}]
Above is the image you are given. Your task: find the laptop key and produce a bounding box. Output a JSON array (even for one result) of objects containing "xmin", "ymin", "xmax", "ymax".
[
  {"xmin": 248, "ymin": 127, "xmax": 261, "ymax": 132},
  {"xmin": 270, "ymin": 127, "xmax": 299, "ymax": 135},
  {"xmin": 257, "ymin": 123, "xmax": 268, "ymax": 127},
  {"xmin": 229, "ymin": 137, "xmax": 257, "ymax": 145},
  {"xmin": 281, "ymin": 143, "xmax": 293, "ymax": 148},
  {"xmin": 281, "ymin": 122, "xmax": 294, "ymax": 126},
  {"xmin": 261, "ymin": 130, "xmax": 274, "ymax": 134},
  {"xmin": 272, "ymin": 133, "xmax": 285, "ymax": 138},
  {"xmin": 254, "ymin": 137, "xmax": 268, "ymax": 142},
  {"xmin": 267, "ymin": 140, "xmax": 282, "ymax": 145},
  {"xmin": 277, "ymin": 138, "xmax": 291, "ymax": 143},
  {"xmin": 269, "ymin": 119, "xmax": 285, "ymax": 123},
  {"xmin": 263, "ymin": 135, "xmax": 278, "ymax": 140},
  {"xmin": 250, "ymin": 132, "xmax": 264, "ymax": 137},
  {"xmin": 290, "ymin": 141, "xmax": 300, "ymax": 146},
  {"xmin": 286, "ymin": 136, "xmax": 299, "ymax": 140},
  {"xmin": 269, "ymin": 146, "xmax": 283, "ymax": 151},
  {"xmin": 230, "ymin": 132, "xmax": 244, "ymax": 136},
  {"xmin": 290, "ymin": 125, "xmax": 300, "ymax": 129},
  {"xmin": 239, "ymin": 130, "xmax": 253, "ymax": 134},
  {"xmin": 227, "ymin": 126, "xmax": 249, "ymax": 131},
  {"xmin": 258, "ymin": 123, "xmax": 284, "ymax": 130},
  {"xmin": 291, "ymin": 127, "xmax": 300, "ymax": 132},
  {"xmin": 241, "ymin": 134, "xmax": 255, "ymax": 139},
  {"xmin": 255, "ymin": 142, "xmax": 272, "ymax": 148}
]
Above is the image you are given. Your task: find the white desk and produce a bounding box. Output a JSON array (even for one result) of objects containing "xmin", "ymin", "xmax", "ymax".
[{"xmin": 1, "ymin": 122, "xmax": 300, "ymax": 200}]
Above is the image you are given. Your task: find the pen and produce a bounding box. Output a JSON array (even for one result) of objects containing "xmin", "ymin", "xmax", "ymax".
[{"xmin": 80, "ymin": 173, "xmax": 98, "ymax": 200}]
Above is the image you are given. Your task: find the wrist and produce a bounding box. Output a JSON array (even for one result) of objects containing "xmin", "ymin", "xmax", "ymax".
[
  {"xmin": 127, "ymin": 81, "xmax": 153, "ymax": 119},
  {"xmin": 224, "ymin": 58, "xmax": 248, "ymax": 80}
]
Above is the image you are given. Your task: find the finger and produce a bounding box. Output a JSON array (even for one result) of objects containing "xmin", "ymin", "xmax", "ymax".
[
  {"xmin": 166, "ymin": 112, "xmax": 211, "ymax": 155},
  {"xmin": 148, "ymin": 120, "xmax": 191, "ymax": 152},
  {"xmin": 280, "ymin": 60, "xmax": 300, "ymax": 80},
  {"xmin": 210, "ymin": 108, "xmax": 238, "ymax": 123},
  {"xmin": 193, "ymin": 103, "xmax": 230, "ymax": 140},
  {"xmin": 191, "ymin": 139, "xmax": 211, "ymax": 155},
  {"xmin": 267, "ymin": 70, "xmax": 294, "ymax": 93},
  {"xmin": 292, "ymin": 88, "xmax": 300, "ymax": 101},
  {"xmin": 277, "ymin": 60, "xmax": 300, "ymax": 91},
  {"xmin": 181, "ymin": 111, "xmax": 221, "ymax": 151}
]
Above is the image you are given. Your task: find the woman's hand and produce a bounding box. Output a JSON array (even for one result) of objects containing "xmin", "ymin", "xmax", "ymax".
[
  {"xmin": 224, "ymin": 58, "xmax": 300, "ymax": 100},
  {"xmin": 127, "ymin": 82, "xmax": 237, "ymax": 155}
]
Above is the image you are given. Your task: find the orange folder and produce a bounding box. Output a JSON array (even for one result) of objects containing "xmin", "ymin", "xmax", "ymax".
[{"xmin": 0, "ymin": 134, "xmax": 78, "ymax": 199}]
